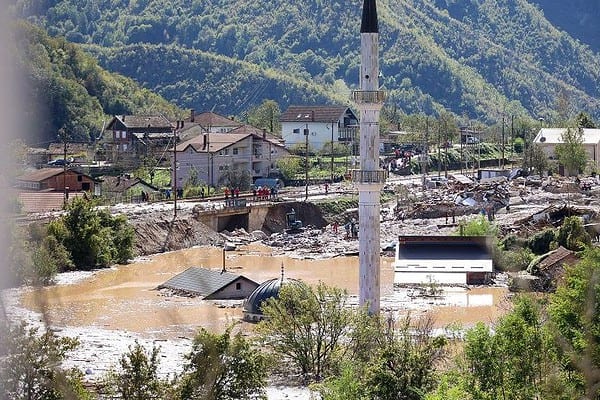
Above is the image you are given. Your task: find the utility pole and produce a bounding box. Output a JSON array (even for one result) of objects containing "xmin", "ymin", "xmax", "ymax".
[
  {"xmin": 62, "ymin": 131, "xmax": 69, "ymax": 208},
  {"xmin": 510, "ymin": 115, "xmax": 514, "ymax": 167},
  {"xmin": 501, "ymin": 116, "xmax": 505, "ymax": 169},
  {"xmin": 330, "ymin": 121, "xmax": 335, "ymax": 184},
  {"xmin": 304, "ymin": 125, "xmax": 309, "ymax": 201},
  {"xmin": 173, "ymin": 120, "xmax": 184, "ymax": 219}
]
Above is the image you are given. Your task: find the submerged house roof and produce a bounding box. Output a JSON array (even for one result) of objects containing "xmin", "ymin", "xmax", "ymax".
[
  {"xmin": 397, "ymin": 236, "xmax": 492, "ymax": 262},
  {"xmin": 156, "ymin": 267, "xmax": 258, "ymax": 300},
  {"xmin": 394, "ymin": 236, "xmax": 493, "ymax": 285}
]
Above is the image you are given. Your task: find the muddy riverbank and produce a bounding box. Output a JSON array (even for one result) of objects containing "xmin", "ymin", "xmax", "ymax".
[{"xmin": 6, "ymin": 243, "xmax": 509, "ymax": 390}]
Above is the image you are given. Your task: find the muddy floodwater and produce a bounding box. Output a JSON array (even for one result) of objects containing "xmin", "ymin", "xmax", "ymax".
[{"xmin": 20, "ymin": 244, "xmax": 509, "ymax": 339}]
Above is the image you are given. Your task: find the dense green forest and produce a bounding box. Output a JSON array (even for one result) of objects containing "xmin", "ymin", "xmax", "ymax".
[
  {"xmin": 11, "ymin": 0, "xmax": 600, "ymax": 128},
  {"xmin": 11, "ymin": 21, "xmax": 181, "ymax": 144},
  {"xmin": 531, "ymin": 0, "xmax": 600, "ymax": 52}
]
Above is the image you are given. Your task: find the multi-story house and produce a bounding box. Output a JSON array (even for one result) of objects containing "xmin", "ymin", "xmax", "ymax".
[
  {"xmin": 280, "ymin": 105, "xmax": 359, "ymax": 152},
  {"xmin": 172, "ymin": 127, "xmax": 289, "ymax": 189},
  {"xmin": 104, "ymin": 115, "xmax": 173, "ymax": 166}
]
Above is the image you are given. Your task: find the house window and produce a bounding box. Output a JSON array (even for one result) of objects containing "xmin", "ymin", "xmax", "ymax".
[
  {"xmin": 233, "ymin": 148, "xmax": 238, "ymax": 155},
  {"xmin": 224, "ymin": 149, "xmax": 229, "ymax": 155},
  {"xmin": 236, "ymin": 282, "xmax": 241, "ymax": 290},
  {"xmin": 77, "ymin": 175, "xmax": 82, "ymax": 182},
  {"xmin": 293, "ymin": 128, "xmax": 300, "ymax": 134}
]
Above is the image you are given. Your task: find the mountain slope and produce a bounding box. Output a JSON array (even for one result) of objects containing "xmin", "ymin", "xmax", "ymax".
[
  {"xmin": 12, "ymin": 0, "xmax": 600, "ymax": 123},
  {"xmin": 11, "ymin": 21, "xmax": 181, "ymax": 144}
]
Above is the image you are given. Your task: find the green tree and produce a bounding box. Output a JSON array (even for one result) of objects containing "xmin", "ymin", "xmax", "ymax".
[
  {"xmin": 47, "ymin": 197, "xmax": 135, "ymax": 269},
  {"xmin": 456, "ymin": 215, "xmax": 498, "ymax": 237},
  {"xmin": 463, "ymin": 296, "xmax": 562, "ymax": 399},
  {"xmin": 107, "ymin": 341, "xmax": 165, "ymax": 400},
  {"xmin": 548, "ymin": 248, "xmax": 600, "ymax": 399},
  {"xmin": 316, "ymin": 314, "xmax": 447, "ymax": 400},
  {"xmin": 175, "ymin": 326, "xmax": 268, "ymax": 400},
  {"xmin": 258, "ymin": 281, "xmax": 351, "ymax": 381},
  {"xmin": 362, "ymin": 315, "xmax": 447, "ymax": 400},
  {"xmin": 575, "ymin": 112, "xmax": 596, "ymax": 129},
  {"xmin": 555, "ymin": 127, "xmax": 587, "ymax": 176},
  {"xmin": 531, "ymin": 143, "xmax": 550, "ymax": 175},
  {"xmin": 275, "ymin": 156, "xmax": 303, "ymax": 182},
  {"xmin": 218, "ymin": 168, "xmax": 252, "ymax": 191},
  {"xmin": 246, "ymin": 99, "xmax": 281, "ymax": 135},
  {"xmin": 555, "ymin": 215, "xmax": 591, "ymax": 252},
  {"xmin": 0, "ymin": 322, "xmax": 92, "ymax": 400}
]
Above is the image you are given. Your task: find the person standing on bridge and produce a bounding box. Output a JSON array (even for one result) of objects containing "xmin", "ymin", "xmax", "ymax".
[{"xmin": 234, "ymin": 187, "xmax": 240, "ymax": 198}]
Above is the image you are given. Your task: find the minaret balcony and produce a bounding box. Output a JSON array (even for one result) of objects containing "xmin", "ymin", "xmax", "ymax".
[
  {"xmin": 351, "ymin": 90, "xmax": 386, "ymax": 104},
  {"xmin": 351, "ymin": 169, "xmax": 388, "ymax": 184}
]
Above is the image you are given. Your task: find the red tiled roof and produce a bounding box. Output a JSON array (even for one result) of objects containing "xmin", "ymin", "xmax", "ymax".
[
  {"xmin": 537, "ymin": 246, "xmax": 578, "ymax": 270},
  {"xmin": 192, "ymin": 112, "xmax": 243, "ymax": 128},
  {"xmin": 108, "ymin": 115, "xmax": 172, "ymax": 130},
  {"xmin": 175, "ymin": 133, "xmax": 251, "ymax": 153},
  {"xmin": 18, "ymin": 192, "xmax": 86, "ymax": 213},
  {"xmin": 17, "ymin": 168, "xmax": 65, "ymax": 182}
]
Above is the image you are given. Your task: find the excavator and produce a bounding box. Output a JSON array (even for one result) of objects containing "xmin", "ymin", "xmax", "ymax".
[{"xmin": 285, "ymin": 208, "xmax": 303, "ymax": 233}]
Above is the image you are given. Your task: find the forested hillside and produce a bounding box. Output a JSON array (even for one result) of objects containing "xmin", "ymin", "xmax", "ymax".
[
  {"xmin": 531, "ymin": 0, "xmax": 600, "ymax": 52},
  {"xmin": 11, "ymin": 21, "xmax": 181, "ymax": 144},
  {"xmin": 11, "ymin": 0, "xmax": 600, "ymax": 129}
]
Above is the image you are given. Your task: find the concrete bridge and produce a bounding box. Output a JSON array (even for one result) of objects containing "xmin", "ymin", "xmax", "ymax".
[{"xmin": 193, "ymin": 198, "xmax": 274, "ymax": 233}]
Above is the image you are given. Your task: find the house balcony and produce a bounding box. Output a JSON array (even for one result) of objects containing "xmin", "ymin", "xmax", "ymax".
[
  {"xmin": 338, "ymin": 126, "xmax": 359, "ymax": 142},
  {"xmin": 351, "ymin": 169, "xmax": 388, "ymax": 184},
  {"xmin": 351, "ymin": 90, "xmax": 386, "ymax": 104},
  {"xmin": 252, "ymin": 153, "xmax": 265, "ymax": 162}
]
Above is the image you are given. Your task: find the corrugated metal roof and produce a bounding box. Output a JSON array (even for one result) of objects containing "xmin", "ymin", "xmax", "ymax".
[{"xmin": 156, "ymin": 267, "xmax": 256, "ymax": 298}]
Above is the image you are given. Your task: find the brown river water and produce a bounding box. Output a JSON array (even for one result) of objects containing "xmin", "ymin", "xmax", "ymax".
[{"xmin": 20, "ymin": 244, "xmax": 509, "ymax": 340}]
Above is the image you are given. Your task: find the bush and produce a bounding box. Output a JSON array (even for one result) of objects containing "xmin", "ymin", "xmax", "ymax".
[
  {"xmin": 527, "ymin": 228, "xmax": 556, "ymax": 254},
  {"xmin": 0, "ymin": 322, "xmax": 92, "ymax": 399}
]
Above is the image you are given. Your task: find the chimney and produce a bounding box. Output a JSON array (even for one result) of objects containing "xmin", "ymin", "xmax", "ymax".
[{"xmin": 190, "ymin": 109, "xmax": 195, "ymax": 123}]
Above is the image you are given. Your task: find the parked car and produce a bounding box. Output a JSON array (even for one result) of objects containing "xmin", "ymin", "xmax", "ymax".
[
  {"xmin": 466, "ymin": 136, "xmax": 480, "ymax": 144},
  {"xmin": 252, "ymin": 178, "xmax": 284, "ymax": 190},
  {"xmin": 47, "ymin": 158, "xmax": 71, "ymax": 166}
]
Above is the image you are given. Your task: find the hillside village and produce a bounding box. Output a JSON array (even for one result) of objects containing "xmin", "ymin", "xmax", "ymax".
[
  {"xmin": 6, "ymin": 0, "xmax": 600, "ymax": 397},
  {"xmin": 15, "ymin": 105, "xmax": 600, "ymax": 216}
]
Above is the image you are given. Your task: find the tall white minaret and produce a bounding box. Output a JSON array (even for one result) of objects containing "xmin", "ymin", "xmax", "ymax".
[{"xmin": 354, "ymin": 0, "xmax": 386, "ymax": 314}]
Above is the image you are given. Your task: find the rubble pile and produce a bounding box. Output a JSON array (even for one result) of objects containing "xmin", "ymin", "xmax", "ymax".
[{"xmin": 397, "ymin": 175, "xmax": 512, "ymax": 220}]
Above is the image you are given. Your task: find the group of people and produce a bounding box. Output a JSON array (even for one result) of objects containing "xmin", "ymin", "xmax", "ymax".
[
  {"xmin": 253, "ymin": 186, "xmax": 277, "ymax": 201},
  {"xmin": 223, "ymin": 187, "xmax": 240, "ymax": 199},
  {"xmin": 163, "ymin": 188, "xmax": 184, "ymax": 200},
  {"xmin": 342, "ymin": 218, "xmax": 358, "ymax": 239}
]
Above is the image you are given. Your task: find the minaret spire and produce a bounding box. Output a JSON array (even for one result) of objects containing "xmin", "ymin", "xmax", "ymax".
[
  {"xmin": 361, "ymin": 0, "xmax": 379, "ymax": 33},
  {"xmin": 354, "ymin": 0, "xmax": 386, "ymax": 314}
]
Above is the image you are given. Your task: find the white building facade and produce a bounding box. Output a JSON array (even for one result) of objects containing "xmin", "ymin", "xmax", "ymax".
[{"xmin": 280, "ymin": 105, "xmax": 359, "ymax": 151}]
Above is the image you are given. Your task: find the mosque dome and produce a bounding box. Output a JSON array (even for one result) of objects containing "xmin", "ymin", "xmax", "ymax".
[{"xmin": 243, "ymin": 277, "xmax": 302, "ymax": 322}]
